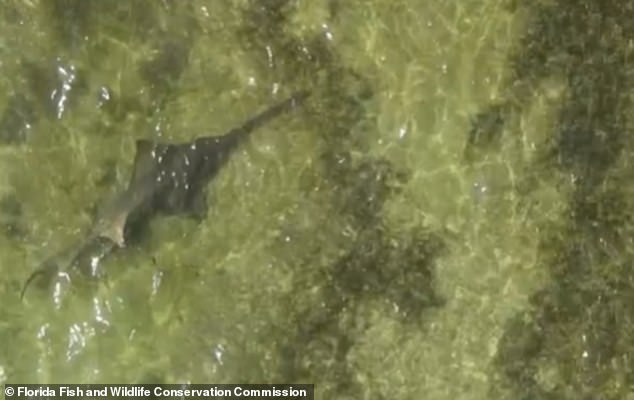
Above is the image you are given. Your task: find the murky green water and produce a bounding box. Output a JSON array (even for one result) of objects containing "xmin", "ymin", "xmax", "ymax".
[{"xmin": 0, "ymin": 1, "xmax": 633, "ymax": 399}]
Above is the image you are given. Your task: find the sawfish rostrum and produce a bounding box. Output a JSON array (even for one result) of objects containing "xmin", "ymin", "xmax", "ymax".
[{"xmin": 21, "ymin": 91, "xmax": 309, "ymax": 299}]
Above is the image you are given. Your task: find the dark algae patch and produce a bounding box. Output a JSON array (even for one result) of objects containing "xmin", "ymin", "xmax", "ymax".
[
  {"xmin": 0, "ymin": 94, "xmax": 35, "ymax": 144},
  {"xmin": 468, "ymin": 1, "xmax": 634, "ymax": 398},
  {"xmin": 0, "ymin": 193, "xmax": 26, "ymax": 239},
  {"xmin": 233, "ymin": 2, "xmax": 446, "ymax": 397}
]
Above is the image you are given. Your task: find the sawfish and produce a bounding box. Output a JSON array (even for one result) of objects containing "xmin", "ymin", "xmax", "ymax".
[{"xmin": 21, "ymin": 91, "xmax": 309, "ymax": 299}]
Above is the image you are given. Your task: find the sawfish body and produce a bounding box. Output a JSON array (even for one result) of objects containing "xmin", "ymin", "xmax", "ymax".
[{"xmin": 21, "ymin": 91, "xmax": 309, "ymax": 299}]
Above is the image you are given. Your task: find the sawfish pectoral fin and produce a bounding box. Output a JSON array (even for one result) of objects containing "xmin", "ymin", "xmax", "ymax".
[
  {"xmin": 186, "ymin": 187, "xmax": 208, "ymax": 220},
  {"xmin": 130, "ymin": 139, "xmax": 173, "ymax": 186},
  {"xmin": 153, "ymin": 183, "xmax": 209, "ymax": 219}
]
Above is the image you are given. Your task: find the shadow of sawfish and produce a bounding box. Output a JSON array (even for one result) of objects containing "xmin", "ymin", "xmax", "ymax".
[{"xmin": 21, "ymin": 91, "xmax": 310, "ymax": 300}]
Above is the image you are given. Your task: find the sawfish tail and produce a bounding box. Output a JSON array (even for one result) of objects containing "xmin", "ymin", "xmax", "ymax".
[
  {"xmin": 194, "ymin": 90, "xmax": 310, "ymax": 151},
  {"xmin": 20, "ymin": 260, "xmax": 59, "ymax": 300},
  {"xmin": 20, "ymin": 236, "xmax": 116, "ymax": 300}
]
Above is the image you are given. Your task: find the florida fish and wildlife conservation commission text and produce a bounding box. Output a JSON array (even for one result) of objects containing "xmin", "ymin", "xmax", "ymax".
[{"xmin": 4, "ymin": 383, "xmax": 314, "ymax": 399}]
